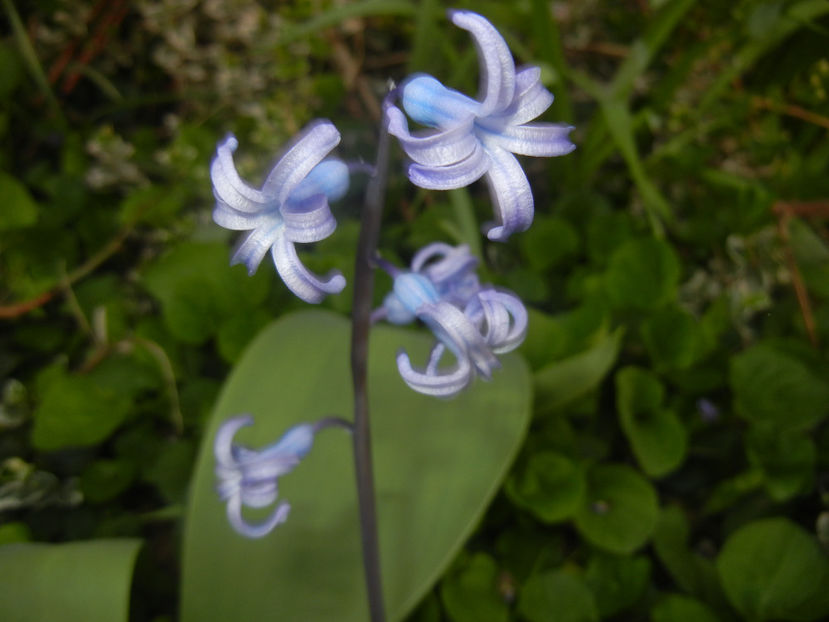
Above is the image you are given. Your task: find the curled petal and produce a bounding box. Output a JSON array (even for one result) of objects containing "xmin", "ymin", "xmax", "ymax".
[
  {"xmin": 396, "ymin": 345, "xmax": 473, "ymax": 397},
  {"xmin": 211, "ymin": 135, "xmax": 271, "ymax": 214},
  {"xmin": 213, "ymin": 203, "xmax": 273, "ymax": 231},
  {"xmin": 387, "ymin": 106, "xmax": 479, "ymax": 166},
  {"xmin": 473, "ymin": 288, "xmax": 527, "ymax": 353},
  {"xmin": 482, "ymin": 147, "xmax": 534, "ymax": 241},
  {"xmin": 262, "ymin": 120, "xmax": 341, "ymax": 205},
  {"xmin": 483, "ymin": 123, "xmax": 575, "ymax": 157},
  {"xmin": 271, "ymin": 234, "xmax": 346, "ymax": 303},
  {"xmin": 226, "ymin": 494, "xmax": 291, "ymax": 539},
  {"xmin": 411, "ymin": 242, "xmax": 479, "ymax": 287},
  {"xmin": 230, "ymin": 216, "xmax": 283, "ymax": 275},
  {"xmin": 495, "ymin": 66, "xmax": 555, "ymax": 126},
  {"xmin": 407, "ymin": 142, "xmax": 489, "ymax": 190},
  {"xmin": 282, "ymin": 193, "xmax": 338, "ymax": 244},
  {"xmin": 214, "ymin": 414, "xmax": 254, "ymax": 470},
  {"xmin": 449, "ymin": 10, "xmax": 515, "ymax": 116},
  {"xmin": 419, "ymin": 301, "xmax": 498, "ymax": 379}
]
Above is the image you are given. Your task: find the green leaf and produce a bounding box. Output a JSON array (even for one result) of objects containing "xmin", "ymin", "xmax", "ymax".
[
  {"xmin": 574, "ymin": 464, "xmax": 658, "ymax": 554},
  {"xmin": 585, "ymin": 552, "xmax": 651, "ymax": 617},
  {"xmin": 181, "ymin": 310, "xmax": 531, "ymax": 622},
  {"xmin": 747, "ymin": 425, "xmax": 816, "ymax": 501},
  {"xmin": 616, "ymin": 367, "xmax": 687, "ymax": 477},
  {"xmin": 651, "ymin": 594, "xmax": 721, "ymax": 622},
  {"xmin": 518, "ymin": 570, "xmax": 599, "ymax": 622},
  {"xmin": 142, "ymin": 242, "xmax": 270, "ymax": 345},
  {"xmin": 533, "ymin": 328, "xmax": 622, "ymax": 413},
  {"xmin": 80, "ymin": 459, "xmax": 137, "ymax": 504},
  {"xmin": 0, "ymin": 522, "xmax": 31, "ymax": 546},
  {"xmin": 717, "ymin": 518, "xmax": 829, "ymax": 621},
  {"xmin": 519, "ymin": 216, "xmax": 580, "ymax": 272},
  {"xmin": 731, "ymin": 343, "xmax": 829, "ymax": 431},
  {"xmin": 506, "ymin": 451, "xmax": 585, "ymax": 523},
  {"xmin": 640, "ymin": 307, "xmax": 701, "ymax": 370},
  {"xmin": 605, "ymin": 238, "xmax": 680, "ymax": 310},
  {"xmin": 0, "ymin": 171, "xmax": 38, "ymax": 230},
  {"xmin": 440, "ymin": 553, "xmax": 508, "ymax": 622},
  {"xmin": 0, "ymin": 539, "xmax": 142, "ymax": 622},
  {"xmin": 32, "ymin": 370, "xmax": 132, "ymax": 451}
]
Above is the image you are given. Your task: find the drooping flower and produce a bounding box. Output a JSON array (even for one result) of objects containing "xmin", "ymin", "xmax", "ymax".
[
  {"xmin": 214, "ymin": 415, "xmax": 316, "ymax": 538},
  {"xmin": 387, "ymin": 10, "xmax": 575, "ymax": 241},
  {"xmin": 210, "ymin": 120, "xmax": 348, "ymax": 303},
  {"xmin": 374, "ymin": 244, "xmax": 527, "ymax": 396}
]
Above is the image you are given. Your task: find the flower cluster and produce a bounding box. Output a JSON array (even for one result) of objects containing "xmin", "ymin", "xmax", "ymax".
[
  {"xmin": 209, "ymin": 9, "xmax": 573, "ymax": 536},
  {"xmin": 374, "ymin": 244, "xmax": 527, "ymax": 397}
]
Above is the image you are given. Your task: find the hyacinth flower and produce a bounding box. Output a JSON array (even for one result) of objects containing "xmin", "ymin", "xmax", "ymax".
[
  {"xmin": 374, "ymin": 244, "xmax": 527, "ymax": 397},
  {"xmin": 214, "ymin": 414, "xmax": 350, "ymax": 538},
  {"xmin": 387, "ymin": 10, "xmax": 575, "ymax": 241},
  {"xmin": 210, "ymin": 120, "xmax": 348, "ymax": 303}
]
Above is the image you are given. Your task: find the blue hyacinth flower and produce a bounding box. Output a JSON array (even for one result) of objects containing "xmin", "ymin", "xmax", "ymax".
[
  {"xmin": 214, "ymin": 415, "xmax": 316, "ymax": 538},
  {"xmin": 387, "ymin": 10, "xmax": 575, "ymax": 241},
  {"xmin": 210, "ymin": 120, "xmax": 348, "ymax": 303},
  {"xmin": 375, "ymin": 244, "xmax": 527, "ymax": 397}
]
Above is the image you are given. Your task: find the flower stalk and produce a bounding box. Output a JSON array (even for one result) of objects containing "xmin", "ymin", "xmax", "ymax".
[{"xmin": 349, "ymin": 93, "xmax": 395, "ymax": 622}]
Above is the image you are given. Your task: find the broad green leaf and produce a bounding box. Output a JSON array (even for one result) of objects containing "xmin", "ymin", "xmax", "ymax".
[
  {"xmin": 32, "ymin": 369, "xmax": 132, "ymax": 451},
  {"xmin": 0, "ymin": 522, "xmax": 31, "ymax": 545},
  {"xmin": 616, "ymin": 367, "xmax": 687, "ymax": 477},
  {"xmin": 0, "ymin": 539, "xmax": 142, "ymax": 622},
  {"xmin": 746, "ymin": 425, "xmax": 816, "ymax": 501},
  {"xmin": 518, "ymin": 570, "xmax": 599, "ymax": 622},
  {"xmin": 0, "ymin": 171, "xmax": 38, "ymax": 230},
  {"xmin": 440, "ymin": 553, "xmax": 508, "ymax": 622},
  {"xmin": 731, "ymin": 343, "xmax": 829, "ymax": 431},
  {"xmin": 80, "ymin": 459, "xmax": 137, "ymax": 504},
  {"xmin": 533, "ymin": 328, "xmax": 622, "ymax": 413},
  {"xmin": 640, "ymin": 307, "xmax": 701, "ymax": 370},
  {"xmin": 789, "ymin": 218, "xmax": 829, "ymax": 298},
  {"xmin": 506, "ymin": 451, "xmax": 585, "ymax": 523},
  {"xmin": 574, "ymin": 464, "xmax": 658, "ymax": 554},
  {"xmin": 585, "ymin": 552, "xmax": 651, "ymax": 617},
  {"xmin": 605, "ymin": 238, "xmax": 680, "ymax": 310},
  {"xmin": 717, "ymin": 518, "xmax": 829, "ymax": 621},
  {"xmin": 181, "ymin": 310, "xmax": 531, "ymax": 622},
  {"xmin": 651, "ymin": 594, "xmax": 721, "ymax": 622}
]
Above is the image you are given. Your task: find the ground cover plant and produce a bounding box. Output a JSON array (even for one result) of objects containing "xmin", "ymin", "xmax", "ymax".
[{"xmin": 1, "ymin": 1, "xmax": 829, "ymax": 621}]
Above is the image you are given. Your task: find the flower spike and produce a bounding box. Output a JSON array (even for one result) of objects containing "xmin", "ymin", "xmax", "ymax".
[
  {"xmin": 210, "ymin": 121, "xmax": 348, "ymax": 303},
  {"xmin": 387, "ymin": 11, "xmax": 575, "ymax": 241}
]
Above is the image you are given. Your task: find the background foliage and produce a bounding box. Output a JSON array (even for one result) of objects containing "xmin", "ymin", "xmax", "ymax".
[{"xmin": 1, "ymin": 0, "xmax": 829, "ymax": 620}]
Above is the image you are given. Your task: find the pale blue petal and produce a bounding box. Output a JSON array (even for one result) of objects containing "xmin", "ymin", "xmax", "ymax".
[
  {"xmin": 395, "ymin": 345, "xmax": 473, "ymax": 397},
  {"xmin": 387, "ymin": 106, "xmax": 479, "ymax": 167},
  {"xmin": 411, "ymin": 243, "xmax": 479, "ymax": 290},
  {"xmin": 419, "ymin": 301, "xmax": 498, "ymax": 379},
  {"xmin": 407, "ymin": 141, "xmax": 489, "ymax": 190},
  {"xmin": 214, "ymin": 414, "xmax": 254, "ymax": 470},
  {"xmin": 472, "ymin": 288, "xmax": 527, "ymax": 354},
  {"xmin": 482, "ymin": 147, "xmax": 534, "ymax": 241},
  {"xmin": 449, "ymin": 10, "xmax": 515, "ymax": 116},
  {"xmin": 282, "ymin": 193, "xmax": 337, "ymax": 244},
  {"xmin": 493, "ymin": 66, "xmax": 554, "ymax": 126},
  {"xmin": 264, "ymin": 423, "xmax": 316, "ymax": 461},
  {"xmin": 230, "ymin": 216, "xmax": 283, "ymax": 275},
  {"xmin": 212, "ymin": 203, "xmax": 273, "ymax": 231},
  {"xmin": 400, "ymin": 75, "xmax": 479, "ymax": 129},
  {"xmin": 289, "ymin": 159, "xmax": 349, "ymax": 203},
  {"xmin": 483, "ymin": 122, "xmax": 575, "ymax": 157},
  {"xmin": 271, "ymin": 233, "xmax": 346, "ymax": 303},
  {"xmin": 226, "ymin": 495, "xmax": 290, "ymax": 539},
  {"xmin": 262, "ymin": 120, "xmax": 341, "ymax": 205},
  {"xmin": 210, "ymin": 134, "xmax": 271, "ymax": 214}
]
